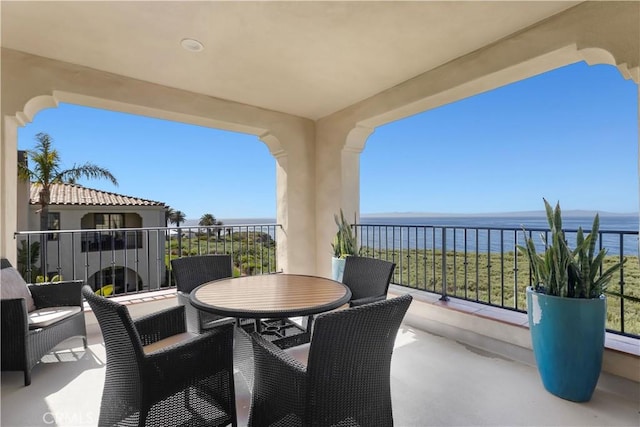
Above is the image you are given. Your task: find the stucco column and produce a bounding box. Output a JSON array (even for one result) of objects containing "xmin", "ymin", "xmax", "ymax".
[
  {"xmin": 0, "ymin": 117, "xmax": 19, "ymax": 264},
  {"xmin": 1, "ymin": 53, "xmax": 61, "ymax": 264},
  {"xmin": 261, "ymin": 125, "xmax": 316, "ymax": 275},
  {"xmin": 315, "ymin": 121, "xmax": 373, "ymax": 277}
]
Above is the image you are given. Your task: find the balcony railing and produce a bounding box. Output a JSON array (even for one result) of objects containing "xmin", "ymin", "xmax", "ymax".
[
  {"xmin": 354, "ymin": 223, "xmax": 640, "ymax": 338},
  {"xmin": 14, "ymin": 222, "xmax": 639, "ymax": 338},
  {"xmin": 15, "ymin": 224, "xmax": 281, "ymax": 295},
  {"xmin": 80, "ymin": 230, "xmax": 143, "ymax": 252}
]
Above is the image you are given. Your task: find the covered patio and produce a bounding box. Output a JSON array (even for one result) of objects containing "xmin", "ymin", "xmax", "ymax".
[
  {"xmin": 1, "ymin": 2, "xmax": 639, "ymax": 425},
  {"xmin": 2, "ymin": 1, "xmax": 639, "ymax": 276},
  {"xmin": 1, "ymin": 287, "xmax": 638, "ymax": 426}
]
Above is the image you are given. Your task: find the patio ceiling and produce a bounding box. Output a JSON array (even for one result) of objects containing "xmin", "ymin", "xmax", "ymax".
[{"xmin": 0, "ymin": 1, "xmax": 581, "ymax": 120}]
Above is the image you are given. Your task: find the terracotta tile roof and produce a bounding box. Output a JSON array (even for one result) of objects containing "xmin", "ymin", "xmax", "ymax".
[{"xmin": 30, "ymin": 183, "xmax": 165, "ymax": 207}]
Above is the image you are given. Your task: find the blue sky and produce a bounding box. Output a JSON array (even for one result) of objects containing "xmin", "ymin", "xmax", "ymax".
[{"xmin": 18, "ymin": 62, "xmax": 638, "ymax": 220}]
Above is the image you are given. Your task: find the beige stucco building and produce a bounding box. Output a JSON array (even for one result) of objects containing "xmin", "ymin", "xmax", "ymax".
[
  {"xmin": 2, "ymin": 1, "xmax": 638, "ymax": 277},
  {"xmin": 19, "ymin": 182, "xmax": 167, "ymax": 292}
]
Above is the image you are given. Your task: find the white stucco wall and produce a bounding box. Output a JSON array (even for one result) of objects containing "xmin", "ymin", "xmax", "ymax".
[{"xmin": 18, "ymin": 204, "xmax": 167, "ymax": 289}]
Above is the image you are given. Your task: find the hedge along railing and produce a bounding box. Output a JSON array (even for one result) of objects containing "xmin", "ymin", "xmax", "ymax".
[
  {"xmin": 14, "ymin": 224, "xmax": 282, "ymax": 296},
  {"xmin": 354, "ymin": 223, "xmax": 640, "ymax": 338}
]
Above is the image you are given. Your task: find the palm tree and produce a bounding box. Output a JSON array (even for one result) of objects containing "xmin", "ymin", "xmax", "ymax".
[
  {"xmin": 18, "ymin": 132, "xmax": 118, "ymax": 274},
  {"xmin": 199, "ymin": 213, "xmax": 216, "ymax": 227},
  {"xmin": 215, "ymin": 220, "xmax": 225, "ymax": 239},
  {"xmin": 170, "ymin": 210, "xmax": 186, "ymax": 227},
  {"xmin": 199, "ymin": 213, "xmax": 215, "ymax": 237},
  {"xmin": 199, "ymin": 213, "xmax": 217, "ymax": 241},
  {"xmin": 165, "ymin": 207, "xmax": 175, "ymax": 227},
  {"xmin": 169, "ymin": 210, "xmax": 186, "ymax": 255}
]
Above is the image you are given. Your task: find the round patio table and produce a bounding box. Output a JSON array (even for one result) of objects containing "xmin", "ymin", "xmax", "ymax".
[
  {"xmin": 191, "ymin": 274, "xmax": 352, "ymax": 350},
  {"xmin": 190, "ymin": 273, "xmax": 351, "ymax": 319}
]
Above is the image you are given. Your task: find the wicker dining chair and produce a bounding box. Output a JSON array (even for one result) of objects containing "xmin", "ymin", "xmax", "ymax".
[
  {"xmin": 171, "ymin": 255, "xmax": 234, "ymax": 332},
  {"xmin": 248, "ymin": 293, "xmax": 412, "ymax": 427},
  {"xmin": 342, "ymin": 255, "xmax": 396, "ymax": 306},
  {"xmin": 82, "ymin": 285, "xmax": 237, "ymax": 427}
]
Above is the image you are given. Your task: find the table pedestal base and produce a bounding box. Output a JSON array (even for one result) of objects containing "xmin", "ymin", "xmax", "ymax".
[{"xmin": 239, "ymin": 318, "xmax": 310, "ymax": 349}]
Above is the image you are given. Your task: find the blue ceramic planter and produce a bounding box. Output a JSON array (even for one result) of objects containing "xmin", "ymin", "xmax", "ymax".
[
  {"xmin": 331, "ymin": 257, "xmax": 346, "ymax": 282},
  {"xmin": 526, "ymin": 287, "xmax": 606, "ymax": 402}
]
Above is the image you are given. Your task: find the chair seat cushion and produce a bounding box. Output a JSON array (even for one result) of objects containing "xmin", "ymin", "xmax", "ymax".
[
  {"xmin": 1, "ymin": 266, "xmax": 36, "ymax": 312},
  {"xmin": 142, "ymin": 331, "xmax": 198, "ymax": 354},
  {"xmin": 285, "ymin": 343, "xmax": 310, "ymax": 365},
  {"xmin": 28, "ymin": 306, "xmax": 81, "ymax": 329}
]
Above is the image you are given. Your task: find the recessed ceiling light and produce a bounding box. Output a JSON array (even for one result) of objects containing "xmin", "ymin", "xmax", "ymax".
[{"xmin": 181, "ymin": 38, "xmax": 204, "ymax": 52}]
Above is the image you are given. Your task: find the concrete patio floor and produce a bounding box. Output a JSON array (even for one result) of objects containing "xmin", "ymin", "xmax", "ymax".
[{"xmin": 1, "ymin": 291, "xmax": 639, "ymax": 427}]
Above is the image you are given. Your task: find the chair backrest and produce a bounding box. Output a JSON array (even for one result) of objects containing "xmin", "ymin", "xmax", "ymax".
[
  {"xmin": 305, "ymin": 293, "xmax": 412, "ymax": 426},
  {"xmin": 1, "ymin": 258, "xmax": 36, "ymax": 312},
  {"xmin": 341, "ymin": 256, "xmax": 396, "ymax": 302},
  {"xmin": 171, "ymin": 255, "xmax": 233, "ymax": 294},
  {"xmin": 81, "ymin": 285, "xmax": 144, "ymax": 368}
]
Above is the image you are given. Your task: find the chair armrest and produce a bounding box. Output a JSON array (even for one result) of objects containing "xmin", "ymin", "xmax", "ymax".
[
  {"xmin": 29, "ymin": 280, "xmax": 84, "ymax": 308},
  {"xmin": 141, "ymin": 324, "xmax": 235, "ymax": 397},
  {"xmin": 252, "ymin": 332, "xmax": 307, "ymax": 372},
  {"xmin": 1, "ymin": 299, "xmax": 29, "ymax": 335},
  {"xmin": 349, "ymin": 294, "xmax": 386, "ymax": 307},
  {"xmin": 250, "ymin": 332, "xmax": 307, "ymax": 425},
  {"xmin": 144, "ymin": 323, "xmax": 232, "ymax": 359},
  {"xmin": 134, "ymin": 305, "xmax": 186, "ymax": 345}
]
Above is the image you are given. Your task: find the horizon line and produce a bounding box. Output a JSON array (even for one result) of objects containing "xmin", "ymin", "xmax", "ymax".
[{"xmin": 181, "ymin": 209, "xmax": 639, "ymax": 222}]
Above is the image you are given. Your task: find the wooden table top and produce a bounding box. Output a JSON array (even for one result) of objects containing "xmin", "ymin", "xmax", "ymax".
[{"xmin": 190, "ymin": 274, "xmax": 352, "ymax": 318}]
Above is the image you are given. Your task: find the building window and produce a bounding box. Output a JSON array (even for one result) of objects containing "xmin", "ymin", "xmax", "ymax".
[
  {"xmin": 48, "ymin": 212, "xmax": 60, "ymax": 241},
  {"xmin": 95, "ymin": 213, "xmax": 124, "ymax": 229},
  {"xmin": 81, "ymin": 213, "xmax": 142, "ymax": 252}
]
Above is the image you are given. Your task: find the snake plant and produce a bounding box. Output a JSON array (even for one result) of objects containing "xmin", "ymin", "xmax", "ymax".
[
  {"xmin": 331, "ymin": 209, "xmax": 358, "ymax": 258},
  {"xmin": 517, "ymin": 199, "xmax": 625, "ymax": 298}
]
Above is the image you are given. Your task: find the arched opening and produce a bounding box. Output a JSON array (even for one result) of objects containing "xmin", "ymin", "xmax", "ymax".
[
  {"xmin": 18, "ymin": 103, "xmax": 277, "ymax": 222},
  {"xmin": 16, "ymin": 102, "xmax": 279, "ymax": 288},
  {"xmin": 88, "ymin": 266, "xmax": 141, "ymax": 295},
  {"xmin": 361, "ymin": 62, "xmax": 638, "ymax": 216},
  {"xmin": 358, "ymin": 61, "xmax": 639, "ymax": 334},
  {"xmin": 80, "ymin": 213, "xmax": 143, "ymax": 252}
]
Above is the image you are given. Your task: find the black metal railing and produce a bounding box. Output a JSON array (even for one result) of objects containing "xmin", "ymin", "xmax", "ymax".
[
  {"xmin": 80, "ymin": 230, "xmax": 143, "ymax": 252},
  {"xmin": 15, "ymin": 224, "xmax": 281, "ymax": 295},
  {"xmin": 14, "ymin": 221, "xmax": 639, "ymax": 338},
  {"xmin": 354, "ymin": 223, "xmax": 640, "ymax": 338}
]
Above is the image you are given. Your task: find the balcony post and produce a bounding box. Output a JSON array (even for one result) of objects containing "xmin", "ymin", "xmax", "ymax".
[{"xmin": 440, "ymin": 227, "xmax": 449, "ymax": 301}]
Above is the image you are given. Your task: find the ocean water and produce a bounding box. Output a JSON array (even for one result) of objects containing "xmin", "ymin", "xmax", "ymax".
[
  {"xmin": 191, "ymin": 214, "xmax": 640, "ymax": 256},
  {"xmin": 358, "ymin": 215, "xmax": 639, "ymax": 256},
  {"xmin": 359, "ymin": 214, "xmax": 639, "ymax": 230},
  {"xmin": 213, "ymin": 214, "xmax": 639, "ymax": 231}
]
